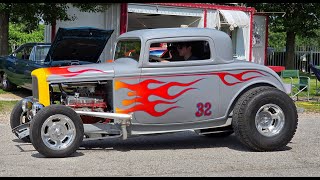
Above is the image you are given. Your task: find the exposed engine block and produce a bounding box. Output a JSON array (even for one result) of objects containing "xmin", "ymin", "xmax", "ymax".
[{"xmin": 65, "ymin": 93, "xmax": 106, "ymax": 112}]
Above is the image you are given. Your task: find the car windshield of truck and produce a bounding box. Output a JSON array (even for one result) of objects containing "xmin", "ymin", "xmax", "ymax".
[{"xmin": 114, "ymin": 39, "xmax": 141, "ymax": 62}]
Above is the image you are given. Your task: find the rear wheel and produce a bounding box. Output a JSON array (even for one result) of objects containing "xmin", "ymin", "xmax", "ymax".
[
  {"xmin": 0, "ymin": 72, "xmax": 16, "ymax": 91},
  {"xmin": 30, "ymin": 105, "xmax": 84, "ymax": 158},
  {"xmin": 232, "ymin": 86, "xmax": 298, "ymax": 151},
  {"xmin": 10, "ymin": 99, "xmax": 31, "ymax": 143}
]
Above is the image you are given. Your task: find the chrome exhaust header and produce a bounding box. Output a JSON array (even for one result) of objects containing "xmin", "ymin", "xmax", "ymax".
[{"xmin": 75, "ymin": 111, "xmax": 132, "ymax": 140}]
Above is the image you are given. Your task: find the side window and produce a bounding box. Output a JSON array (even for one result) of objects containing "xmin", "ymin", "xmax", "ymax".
[
  {"xmin": 15, "ymin": 48, "xmax": 24, "ymax": 59},
  {"xmin": 149, "ymin": 40, "xmax": 211, "ymax": 63},
  {"xmin": 114, "ymin": 39, "xmax": 141, "ymax": 62},
  {"xmin": 15, "ymin": 46, "xmax": 33, "ymax": 60}
]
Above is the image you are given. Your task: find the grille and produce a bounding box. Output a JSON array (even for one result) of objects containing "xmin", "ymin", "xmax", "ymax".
[{"xmin": 32, "ymin": 76, "xmax": 39, "ymax": 100}]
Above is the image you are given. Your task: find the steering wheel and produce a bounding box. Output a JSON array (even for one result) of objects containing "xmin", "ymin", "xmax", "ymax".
[{"xmin": 149, "ymin": 55, "xmax": 161, "ymax": 62}]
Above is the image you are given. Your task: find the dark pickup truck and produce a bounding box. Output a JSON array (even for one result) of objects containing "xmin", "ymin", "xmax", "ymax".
[{"xmin": 0, "ymin": 27, "xmax": 113, "ymax": 91}]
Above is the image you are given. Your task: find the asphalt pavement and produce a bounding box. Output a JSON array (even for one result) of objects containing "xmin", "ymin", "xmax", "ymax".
[{"xmin": 0, "ymin": 112, "xmax": 319, "ymax": 177}]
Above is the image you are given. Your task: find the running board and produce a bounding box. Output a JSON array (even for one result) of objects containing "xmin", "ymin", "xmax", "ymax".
[{"xmin": 196, "ymin": 125, "xmax": 233, "ymax": 135}]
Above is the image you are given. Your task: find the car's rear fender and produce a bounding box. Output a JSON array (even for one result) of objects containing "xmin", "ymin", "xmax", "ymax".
[{"xmin": 225, "ymin": 81, "xmax": 282, "ymax": 120}]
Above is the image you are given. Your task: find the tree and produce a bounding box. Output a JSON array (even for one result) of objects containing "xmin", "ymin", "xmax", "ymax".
[
  {"xmin": 9, "ymin": 23, "xmax": 45, "ymax": 52},
  {"xmin": 295, "ymin": 29, "xmax": 320, "ymax": 48},
  {"xmin": 0, "ymin": 3, "xmax": 111, "ymax": 56},
  {"xmin": 268, "ymin": 31, "xmax": 286, "ymax": 51},
  {"xmin": 246, "ymin": 3, "xmax": 320, "ymax": 69}
]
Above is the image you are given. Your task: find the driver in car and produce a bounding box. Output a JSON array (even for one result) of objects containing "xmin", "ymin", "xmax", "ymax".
[{"xmin": 150, "ymin": 42, "xmax": 199, "ymax": 62}]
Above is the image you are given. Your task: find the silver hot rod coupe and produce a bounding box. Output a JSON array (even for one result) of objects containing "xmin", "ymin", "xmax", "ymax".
[{"xmin": 11, "ymin": 27, "xmax": 298, "ymax": 158}]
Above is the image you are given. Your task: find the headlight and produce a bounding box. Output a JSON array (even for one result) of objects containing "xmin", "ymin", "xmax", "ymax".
[
  {"xmin": 31, "ymin": 102, "xmax": 44, "ymax": 117},
  {"xmin": 21, "ymin": 99, "xmax": 33, "ymax": 112}
]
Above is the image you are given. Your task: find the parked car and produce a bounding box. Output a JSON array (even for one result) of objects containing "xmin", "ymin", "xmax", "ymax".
[
  {"xmin": 0, "ymin": 43, "xmax": 50, "ymax": 91},
  {"xmin": 0, "ymin": 27, "xmax": 114, "ymax": 91},
  {"xmin": 11, "ymin": 28, "xmax": 298, "ymax": 158}
]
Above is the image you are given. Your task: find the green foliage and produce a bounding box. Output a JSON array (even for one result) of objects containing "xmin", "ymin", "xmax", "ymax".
[
  {"xmin": 296, "ymin": 101, "xmax": 320, "ymax": 113},
  {"xmin": 296, "ymin": 29, "xmax": 320, "ymax": 48},
  {"xmin": 72, "ymin": 3, "xmax": 111, "ymax": 13},
  {"xmin": 0, "ymin": 100, "xmax": 19, "ymax": 113},
  {"xmin": 268, "ymin": 30, "xmax": 320, "ymax": 51},
  {"xmin": 247, "ymin": 3, "xmax": 320, "ymax": 54},
  {"xmin": 247, "ymin": 3, "xmax": 320, "ymax": 37},
  {"xmin": 268, "ymin": 31, "xmax": 286, "ymax": 51},
  {"xmin": 0, "ymin": 89, "xmax": 6, "ymax": 94},
  {"xmin": 9, "ymin": 23, "xmax": 44, "ymax": 52}
]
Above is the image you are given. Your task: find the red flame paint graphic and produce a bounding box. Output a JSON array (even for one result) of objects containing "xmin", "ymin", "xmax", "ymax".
[
  {"xmin": 116, "ymin": 79, "xmax": 203, "ymax": 117},
  {"xmin": 47, "ymin": 66, "xmax": 106, "ymax": 77},
  {"xmin": 211, "ymin": 70, "xmax": 265, "ymax": 86},
  {"xmin": 116, "ymin": 70, "xmax": 265, "ymax": 116}
]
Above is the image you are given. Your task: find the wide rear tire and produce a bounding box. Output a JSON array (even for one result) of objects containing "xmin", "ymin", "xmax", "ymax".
[
  {"xmin": 30, "ymin": 105, "xmax": 84, "ymax": 158},
  {"xmin": 232, "ymin": 86, "xmax": 298, "ymax": 151}
]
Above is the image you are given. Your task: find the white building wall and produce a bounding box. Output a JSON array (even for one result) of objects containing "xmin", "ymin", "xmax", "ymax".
[
  {"xmin": 102, "ymin": 4, "xmax": 121, "ymax": 61},
  {"xmin": 44, "ymin": 4, "xmax": 121, "ymax": 61},
  {"xmin": 44, "ymin": 25, "xmax": 51, "ymax": 43}
]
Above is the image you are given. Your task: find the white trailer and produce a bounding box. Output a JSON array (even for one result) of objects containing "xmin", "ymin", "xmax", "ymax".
[{"xmin": 44, "ymin": 3, "xmax": 268, "ymax": 65}]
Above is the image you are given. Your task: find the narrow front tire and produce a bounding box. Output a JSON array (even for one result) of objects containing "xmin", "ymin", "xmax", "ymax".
[{"xmin": 30, "ymin": 105, "xmax": 84, "ymax": 158}]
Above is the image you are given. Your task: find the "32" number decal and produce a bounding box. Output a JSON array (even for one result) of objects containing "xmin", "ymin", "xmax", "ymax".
[{"xmin": 195, "ymin": 102, "xmax": 212, "ymax": 117}]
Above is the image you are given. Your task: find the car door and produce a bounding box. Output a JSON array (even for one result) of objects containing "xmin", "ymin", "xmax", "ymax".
[
  {"xmin": 2, "ymin": 54, "xmax": 18, "ymax": 85},
  {"xmin": 135, "ymin": 37, "xmax": 220, "ymax": 125},
  {"xmin": 3, "ymin": 44, "xmax": 28, "ymax": 86},
  {"xmin": 14, "ymin": 45, "xmax": 34, "ymax": 88}
]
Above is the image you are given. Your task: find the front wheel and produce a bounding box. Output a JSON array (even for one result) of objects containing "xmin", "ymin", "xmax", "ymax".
[
  {"xmin": 29, "ymin": 105, "xmax": 84, "ymax": 158},
  {"xmin": 232, "ymin": 86, "xmax": 298, "ymax": 151}
]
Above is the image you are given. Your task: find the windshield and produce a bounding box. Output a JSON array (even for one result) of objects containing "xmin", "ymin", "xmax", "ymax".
[
  {"xmin": 35, "ymin": 46, "xmax": 50, "ymax": 62},
  {"xmin": 114, "ymin": 39, "xmax": 141, "ymax": 62}
]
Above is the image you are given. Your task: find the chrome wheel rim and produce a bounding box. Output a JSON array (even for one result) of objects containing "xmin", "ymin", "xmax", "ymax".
[
  {"xmin": 255, "ymin": 104, "xmax": 285, "ymax": 137},
  {"xmin": 1, "ymin": 73, "xmax": 8, "ymax": 89},
  {"xmin": 41, "ymin": 114, "xmax": 76, "ymax": 150}
]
